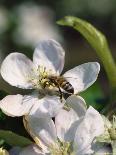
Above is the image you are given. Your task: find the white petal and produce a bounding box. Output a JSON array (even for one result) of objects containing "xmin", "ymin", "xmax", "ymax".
[
  {"xmin": 0, "ymin": 95, "xmax": 34, "ymax": 116},
  {"xmin": 74, "ymin": 106, "xmax": 104, "ymax": 154},
  {"xmin": 26, "ymin": 116, "xmax": 57, "ymax": 147},
  {"xmin": 33, "ymin": 39, "xmax": 65, "ymax": 74},
  {"xmin": 55, "ymin": 108, "xmax": 79, "ymax": 142},
  {"xmin": 63, "ymin": 62, "xmax": 100, "ymax": 94},
  {"xmin": 66, "ymin": 95, "xmax": 86, "ymax": 118},
  {"xmin": 19, "ymin": 144, "xmax": 45, "ymax": 155},
  {"xmin": 29, "ymin": 95, "xmax": 63, "ymax": 118},
  {"xmin": 1, "ymin": 53, "xmax": 34, "ymax": 89}
]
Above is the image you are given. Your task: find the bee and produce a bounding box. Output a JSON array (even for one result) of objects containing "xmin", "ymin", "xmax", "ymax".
[{"xmin": 46, "ymin": 76, "xmax": 74, "ymax": 99}]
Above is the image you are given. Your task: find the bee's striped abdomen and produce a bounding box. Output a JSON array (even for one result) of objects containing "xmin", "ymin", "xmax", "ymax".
[
  {"xmin": 57, "ymin": 77, "xmax": 74, "ymax": 94},
  {"xmin": 48, "ymin": 76, "xmax": 74, "ymax": 95},
  {"xmin": 61, "ymin": 81, "xmax": 74, "ymax": 94}
]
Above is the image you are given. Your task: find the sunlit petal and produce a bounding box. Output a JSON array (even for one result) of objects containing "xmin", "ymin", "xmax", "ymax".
[
  {"xmin": 26, "ymin": 116, "xmax": 57, "ymax": 147},
  {"xmin": 66, "ymin": 95, "xmax": 86, "ymax": 118},
  {"xmin": 74, "ymin": 106, "xmax": 104, "ymax": 155},
  {"xmin": 19, "ymin": 144, "xmax": 45, "ymax": 155},
  {"xmin": 29, "ymin": 95, "xmax": 63, "ymax": 118},
  {"xmin": 33, "ymin": 39, "xmax": 65, "ymax": 74},
  {"xmin": 1, "ymin": 53, "xmax": 34, "ymax": 89},
  {"xmin": 55, "ymin": 108, "xmax": 79, "ymax": 142},
  {"xmin": 63, "ymin": 62, "xmax": 100, "ymax": 94},
  {"xmin": 0, "ymin": 95, "xmax": 34, "ymax": 116}
]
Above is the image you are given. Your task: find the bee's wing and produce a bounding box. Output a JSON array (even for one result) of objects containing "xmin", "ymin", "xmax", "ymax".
[
  {"xmin": 63, "ymin": 76, "xmax": 78, "ymax": 80},
  {"xmin": 63, "ymin": 75, "xmax": 83, "ymax": 94}
]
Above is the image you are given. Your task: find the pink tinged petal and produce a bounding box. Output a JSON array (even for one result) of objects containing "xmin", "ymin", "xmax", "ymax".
[
  {"xmin": 33, "ymin": 39, "xmax": 65, "ymax": 74},
  {"xmin": 29, "ymin": 95, "xmax": 63, "ymax": 118},
  {"xmin": 1, "ymin": 53, "xmax": 34, "ymax": 89},
  {"xmin": 63, "ymin": 62, "xmax": 100, "ymax": 94},
  {"xmin": 19, "ymin": 144, "xmax": 45, "ymax": 155},
  {"xmin": 27, "ymin": 116, "xmax": 57, "ymax": 147},
  {"xmin": 0, "ymin": 95, "xmax": 34, "ymax": 117},
  {"xmin": 55, "ymin": 108, "xmax": 79, "ymax": 142},
  {"xmin": 66, "ymin": 95, "xmax": 86, "ymax": 118},
  {"xmin": 74, "ymin": 106, "xmax": 104, "ymax": 155}
]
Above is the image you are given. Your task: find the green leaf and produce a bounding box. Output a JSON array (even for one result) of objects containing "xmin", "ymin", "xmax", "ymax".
[
  {"xmin": 0, "ymin": 110, "xmax": 6, "ymax": 120},
  {"xmin": 0, "ymin": 139, "xmax": 5, "ymax": 146},
  {"xmin": 0, "ymin": 130, "xmax": 32, "ymax": 147},
  {"xmin": 58, "ymin": 16, "xmax": 116, "ymax": 89}
]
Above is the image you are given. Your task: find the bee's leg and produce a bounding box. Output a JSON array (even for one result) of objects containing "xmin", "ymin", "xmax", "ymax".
[
  {"xmin": 63, "ymin": 92, "xmax": 72, "ymax": 100},
  {"xmin": 42, "ymin": 81, "xmax": 46, "ymax": 88},
  {"xmin": 43, "ymin": 80, "xmax": 50, "ymax": 89}
]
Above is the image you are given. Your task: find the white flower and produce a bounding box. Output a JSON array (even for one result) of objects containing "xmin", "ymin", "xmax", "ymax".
[
  {"xmin": 23, "ymin": 95, "xmax": 105, "ymax": 155},
  {"xmin": 13, "ymin": 144, "xmax": 111, "ymax": 155},
  {"xmin": 0, "ymin": 39, "xmax": 100, "ymax": 118},
  {"xmin": 9, "ymin": 145, "xmax": 44, "ymax": 155},
  {"xmin": 19, "ymin": 144, "xmax": 46, "ymax": 155}
]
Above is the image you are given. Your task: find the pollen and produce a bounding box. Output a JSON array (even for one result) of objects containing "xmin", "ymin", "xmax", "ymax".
[
  {"xmin": 109, "ymin": 115, "xmax": 116, "ymax": 140},
  {"xmin": 28, "ymin": 65, "xmax": 52, "ymax": 90},
  {"xmin": 49, "ymin": 140, "xmax": 73, "ymax": 155}
]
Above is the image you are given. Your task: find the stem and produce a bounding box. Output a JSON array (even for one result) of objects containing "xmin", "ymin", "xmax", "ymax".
[
  {"xmin": 94, "ymin": 39, "xmax": 116, "ymax": 89},
  {"xmin": 73, "ymin": 21, "xmax": 116, "ymax": 89},
  {"xmin": 58, "ymin": 16, "xmax": 116, "ymax": 89}
]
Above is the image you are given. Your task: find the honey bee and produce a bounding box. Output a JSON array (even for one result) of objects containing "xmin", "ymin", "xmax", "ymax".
[{"xmin": 46, "ymin": 76, "xmax": 74, "ymax": 99}]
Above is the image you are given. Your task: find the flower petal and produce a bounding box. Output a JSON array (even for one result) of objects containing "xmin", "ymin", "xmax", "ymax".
[
  {"xmin": 74, "ymin": 106, "xmax": 104, "ymax": 155},
  {"xmin": 33, "ymin": 39, "xmax": 65, "ymax": 74},
  {"xmin": 0, "ymin": 94, "xmax": 34, "ymax": 116},
  {"xmin": 1, "ymin": 53, "xmax": 34, "ymax": 89},
  {"xmin": 19, "ymin": 144, "xmax": 45, "ymax": 155},
  {"xmin": 66, "ymin": 95, "xmax": 86, "ymax": 118},
  {"xmin": 29, "ymin": 95, "xmax": 63, "ymax": 118},
  {"xmin": 26, "ymin": 116, "xmax": 57, "ymax": 147},
  {"xmin": 63, "ymin": 62, "xmax": 100, "ymax": 94},
  {"xmin": 55, "ymin": 108, "xmax": 79, "ymax": 142}
]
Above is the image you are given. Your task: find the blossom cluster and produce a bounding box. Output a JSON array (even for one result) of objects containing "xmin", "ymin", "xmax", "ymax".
[{"xmin": 0, "ymin": 39, "xmax": 112, "ymax": 155}]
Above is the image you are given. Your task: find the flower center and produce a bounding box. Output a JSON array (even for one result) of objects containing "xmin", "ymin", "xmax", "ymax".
[
  {"xmin": 49, "ymin": 139, "xmax": 73, "ymax": 155},
  {"xmin": 109, "ymin": 116, "xmax": 116, "ymax": 140},
  {"xmin": 28, "ymin": 65, "xmax": 60, "ymax": 98},
  {"xmin": 30, "ymin": 66, "xmax": 54, "ymax": 90}
]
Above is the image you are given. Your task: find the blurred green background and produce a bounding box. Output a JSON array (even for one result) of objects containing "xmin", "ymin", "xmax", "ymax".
[{"xmin": 0, "ymin": 0, "xmax": 116, "ymax": 147}]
